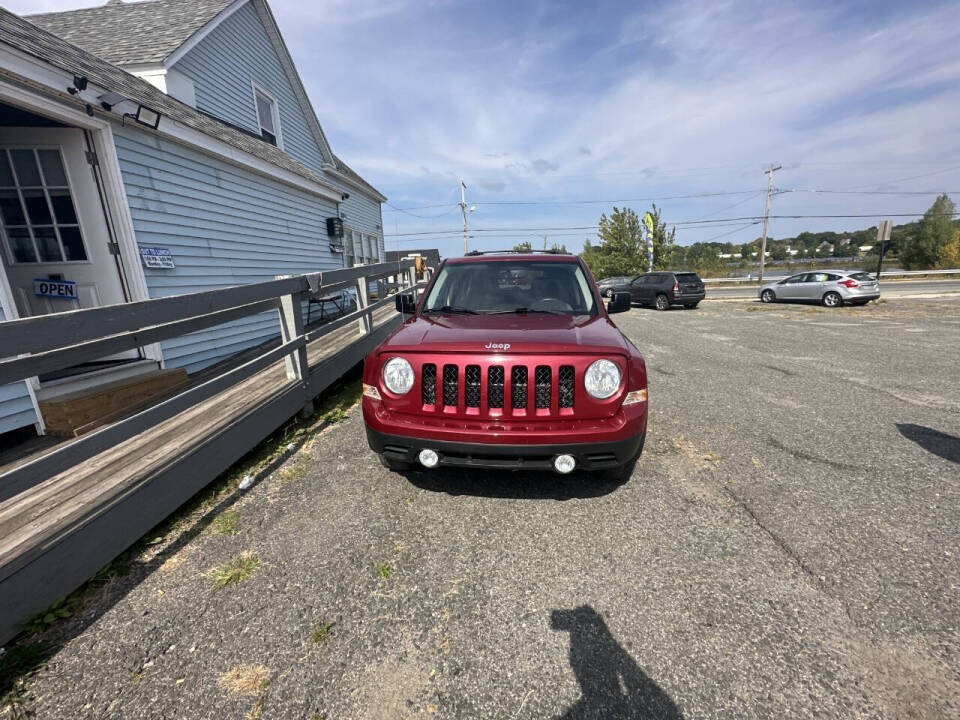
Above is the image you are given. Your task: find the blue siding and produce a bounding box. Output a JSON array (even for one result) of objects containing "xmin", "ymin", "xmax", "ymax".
[
  {"xmin": 172, "ymin": 1, "xmax": 327, "ymax": 175},
  {"xmin": 113, "ymin": 125, "xmax": 341, "ymax": 374},
  {"xmin": 0, "ymin": 303, "xmax": 39, "ymax": 435}
]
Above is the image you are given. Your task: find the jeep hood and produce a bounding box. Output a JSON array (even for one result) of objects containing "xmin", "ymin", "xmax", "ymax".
[{"xmin": 379, "ymin": 313, "xmax": 630, "ymax": 355}]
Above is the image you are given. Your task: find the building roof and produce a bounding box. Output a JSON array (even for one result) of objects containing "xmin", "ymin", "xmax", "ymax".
[
  {"xmin": 1, "ymin": 5, "xmax": 385, "ymax": 202},
  {"xmin": 28, "ymin": 0, "xmax": 233, "ymax": 67}
]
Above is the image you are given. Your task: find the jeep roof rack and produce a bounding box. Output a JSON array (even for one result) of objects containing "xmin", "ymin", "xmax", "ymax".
[{"xmin": 464, "ymin": 249, "xmax": 570, "ymax": 256}]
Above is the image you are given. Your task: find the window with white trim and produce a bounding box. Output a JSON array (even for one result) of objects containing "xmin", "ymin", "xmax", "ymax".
[
  {"xmin": 0, "ymin": 147, "xmax": 87, "ymax": 263},
  {"xmin": 254, "ymin": 86, "xmax": 281, "ymax": 147}
]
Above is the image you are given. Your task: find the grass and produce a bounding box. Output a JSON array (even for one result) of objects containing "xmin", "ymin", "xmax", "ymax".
[
  {"xmin": 310, "ymin": 621, "xmax": 335, "ymax": 646},
  {"xmin": 211, "ymin": 510, "xmax": 241, "ymax": 535},
  {"xmin": 217, "ymin": 664, "xmax": 271, "ymax": 696},
  {"xmin": 745, "ymin": 305, "xmax": 780, "ymax": 312},
  {"xmin": 376, "ymin": 562, "xmax": 394, "ymax": 580},
  {"xmin": 210, "ymin": 552, "xmax": 261, "ymax": 589}
]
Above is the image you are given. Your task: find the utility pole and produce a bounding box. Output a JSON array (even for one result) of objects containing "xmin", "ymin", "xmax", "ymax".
[
  {"xmin": 758, "ymin": 164, "xmax": 782, "ymax": 284},
  {"xmin": 459, "ymin": 181, "xmax": 469, "ymax": 255}
]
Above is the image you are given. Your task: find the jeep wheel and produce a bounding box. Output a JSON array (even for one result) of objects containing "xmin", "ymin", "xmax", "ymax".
[
  {"xmin": 822, "ymin": 291, "xmax": 842, "ymax": 308},
  {"xmin": 602, "ymin": 288, "xmax": 613, "ymax": 298},
  {"xmin": 760, "ymin": 289, "xmax": 776, "ymax": 303},
  {"xmin": 379, "ymin": 454, "xmax": 412, "ymax": 472},
  {"xmin": 654, "ymin": 294, "xmax": 670, "ymax": 311}
]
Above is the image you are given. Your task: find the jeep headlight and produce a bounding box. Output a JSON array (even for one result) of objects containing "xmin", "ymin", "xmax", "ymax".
[
  {"xmin": 584, "ymin": 359, "xmax": 621, "ymax": 399},
  {"xmin": 382, "ymin": 357, "xmax": 414, "ymax": 395}
]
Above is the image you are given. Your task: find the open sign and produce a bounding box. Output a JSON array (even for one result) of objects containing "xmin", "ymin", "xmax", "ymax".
[{"xmin": 34, "ymin": 278, "xmax": 78, "ymax": 299}]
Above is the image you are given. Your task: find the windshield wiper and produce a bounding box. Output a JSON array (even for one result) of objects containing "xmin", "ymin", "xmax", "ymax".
[
  {"xmin": 488, "ymin": 307, "xmax": 564, "ymax": 315},
  {"xmin": 423, "ymin": 305, "xmax": 479, "ymax": 315}
]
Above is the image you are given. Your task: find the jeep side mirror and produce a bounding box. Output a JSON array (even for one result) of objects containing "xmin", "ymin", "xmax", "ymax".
[
  {"xmin": 395, "ymin": 293, "xmax": 415, "ymax": 314},
  {"xmin": 607, "ymin": 291, "xmax": 631, "ymax": 314}
]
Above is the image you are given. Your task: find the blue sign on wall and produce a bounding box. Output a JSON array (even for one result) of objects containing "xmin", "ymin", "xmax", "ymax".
[{"xmin": 33, "ymin": 278, "xmax": 77, "ymax": 299}]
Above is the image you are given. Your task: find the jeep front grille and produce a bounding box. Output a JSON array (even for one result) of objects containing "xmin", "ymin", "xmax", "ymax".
[
  {"xmin": 442, "ymin": 364, "xmax": 458, "ymax": 406},
  {"xmin": 418, "ymin": 361, "xmax": 575, "ymax": 416},
  {"xmin": 421, "ymin": 363, "xmax": 436, "ymax": 405}
]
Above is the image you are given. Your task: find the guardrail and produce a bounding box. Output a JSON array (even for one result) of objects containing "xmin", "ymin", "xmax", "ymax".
[
  {"xmin": 701, "ymin": 268, "xmax": 960, "ymax": 284},
  {"xmin": 0, "ymin": 259, "xmax": 423, "ymax": 643}
]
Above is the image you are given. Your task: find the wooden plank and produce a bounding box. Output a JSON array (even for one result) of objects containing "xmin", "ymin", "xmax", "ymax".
[
  {"xmin": 0, "ymin": 277, "xmax": 307, "ymax": 357},
  {"xmin": 0, "ymin": 262, "xmax": 410, "ymax": 359},
  {"xmin": 0, "ymin": 382, "xmax": 307, "ymax": 644},
  {"xmin": 0, "ymin": 299, "xmax": 278, "ymax": 387},
  {"xmin": 0, "ymin": 337, "xmax": 305, "ymax": 502}
]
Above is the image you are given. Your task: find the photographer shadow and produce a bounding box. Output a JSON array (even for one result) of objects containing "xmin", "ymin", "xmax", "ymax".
[{"xmin": 551, "ymin": 605, "xmax": 683, "ymax": 720}]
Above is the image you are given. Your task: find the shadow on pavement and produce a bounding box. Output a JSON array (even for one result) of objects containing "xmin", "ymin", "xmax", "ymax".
[
  {"xmin": 551, "ymin": 605, "xmax": 683, "ymax": 720},
  {"xmin": 896, "ymin": 423, "xmax": 960, "ymax": 464},
  {"xmin": 402, "ymin": 467, "xmax": 626, "ymax": 500}
]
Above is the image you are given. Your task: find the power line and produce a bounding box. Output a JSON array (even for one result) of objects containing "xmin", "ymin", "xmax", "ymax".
[
  {"xmin": 382, "ymin": 212, "xmax": 958, "ymax": 238},
  {"xmin": 699, "ymin": 222, "xmax": 762, "ymax": 243}
]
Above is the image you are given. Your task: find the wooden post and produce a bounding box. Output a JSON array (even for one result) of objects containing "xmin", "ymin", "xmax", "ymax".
[
  {"xmin": 356, "ymin": 273, "xmax": 371, "ymax": 335},
  {"xmin": 277, "ymin": 278, "xmax": 313, "ymax": 416}
]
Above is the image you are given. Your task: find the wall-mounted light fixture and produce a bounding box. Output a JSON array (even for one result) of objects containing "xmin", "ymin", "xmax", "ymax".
[{"xmin": 133, "ymin": 104, "xmax": 161, "ymax": 129}]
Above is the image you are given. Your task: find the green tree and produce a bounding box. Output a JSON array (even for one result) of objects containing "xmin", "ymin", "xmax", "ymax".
[
  {"xmin": 647, "ymin": 204, "xmax": 678, "ymax": 270},
  {"xmin": 512, "ymin": 241, "xmax": 533, "ymax": 253},
  {"xmin": 550, "ymin": 242, "xmax": 568, "ymax": 254},
  {"xmin": 581, "ymin": 206, "xmax": 645, "ymax": 278},
  {"xmin": 899, "ymin": 194, "xmax": 957, "ymax": 269}
]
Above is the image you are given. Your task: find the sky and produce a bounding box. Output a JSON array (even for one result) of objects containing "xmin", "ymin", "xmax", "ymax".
[{"xmin": 8, "ymin": 0, "xmax": 960, "ymax": 258}]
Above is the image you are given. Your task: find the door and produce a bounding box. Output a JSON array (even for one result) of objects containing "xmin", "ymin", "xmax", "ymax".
[
  {"xmin": 797, "ymin": 272, "xmax": 827, "ymax": 300},
  {"xmin": 777, "ymin": 273, "xmax": 806, "ymax": 300},
  {"xmin": 0, "ymin": 128, "xmax": 128, "ymax": 318},
  {"xmin": 629, "ymin": 275, "xmax": 645, "ymax": 303}
]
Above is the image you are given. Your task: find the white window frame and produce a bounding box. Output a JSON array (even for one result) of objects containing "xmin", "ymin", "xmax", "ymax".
[{"xmin": 251, "ymin": 81, "xmax": 282, "ymax": 149}]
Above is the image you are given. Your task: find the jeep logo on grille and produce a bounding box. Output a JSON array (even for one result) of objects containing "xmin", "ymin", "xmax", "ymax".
[{"xmin": 485, "ymin": 342, "xmax": 511, "ymax": 351}]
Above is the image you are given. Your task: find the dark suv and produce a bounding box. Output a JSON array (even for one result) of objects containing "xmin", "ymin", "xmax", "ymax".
[
  {"xmin": 628, "ymin": 271, "xmax": 705, "ymax": 310},
  {"xmin": 362, "ymin": 253, "xmax": 648, "ymax": 480}
]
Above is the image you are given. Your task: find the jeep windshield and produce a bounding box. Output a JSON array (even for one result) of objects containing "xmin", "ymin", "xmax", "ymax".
[{"xmin": 421, "ymin": 260, "xmax": 598, "ymax": 316}]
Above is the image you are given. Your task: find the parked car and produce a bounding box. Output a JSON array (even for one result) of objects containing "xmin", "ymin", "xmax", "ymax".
[
  {"xmin": 759, "ymin": 270, "xmax": 880, "ymax": 307},
  {"xmin": 628, "ymin": 271, "xmax": 706, "ymax": 310},
  {"xmin": 596, "ymin": 275, "xmax": 633, "ymax": 297},
  {"xmin": 362, "ymin": 253, "xmax": 648, "ymax": 481}
]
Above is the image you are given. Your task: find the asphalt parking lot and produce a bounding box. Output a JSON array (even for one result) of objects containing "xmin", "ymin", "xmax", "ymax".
[{"xmin": 4, "ymin": 296, "xmax": 959, "ymax": 719}]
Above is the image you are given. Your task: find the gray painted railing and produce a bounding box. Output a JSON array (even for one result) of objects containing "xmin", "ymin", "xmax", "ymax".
[{"xmin": 0, "ymin": 259, "xmax": 424, "ymax": 643}]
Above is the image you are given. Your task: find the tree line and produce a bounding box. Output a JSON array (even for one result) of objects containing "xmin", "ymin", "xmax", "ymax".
[{"xmin": 580, "ymin": 194, "xmax": 959, "ymax": 278}]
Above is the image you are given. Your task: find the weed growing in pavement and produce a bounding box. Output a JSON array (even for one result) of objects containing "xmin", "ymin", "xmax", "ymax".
[
  {"xmin": 311, "ymin": 621, "xmax": 335, "ymax": 645},
  {"xmin": 210, "ymin": 552, "xmax": 261, "ymax": 588},
  {"xmin": 217, "ymin": 664, "xmax": 271, "ymax": 696},
  {"xmin": 745, "ymin": 305, "xmax": 780, "ymax": 312},
  {"xmin": 212, "ymin": 510, "xmax": 241, "ymax": 535},
  {"xmin": 376, "ymin": 562, "xmax": 394, "ymax": 580}
]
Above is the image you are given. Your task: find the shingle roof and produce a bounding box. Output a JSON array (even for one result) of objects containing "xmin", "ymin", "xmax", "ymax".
[
  {"xmin": 0, "ymin": 7, "xmax": 345, "ymax": 196},
  {"xmin": 28, "ymin": 0, "xmax": 233, "ymax": 66},
  {"xmin": 331, "ymin": 154, "xmax": 386, "ymax": 202}
]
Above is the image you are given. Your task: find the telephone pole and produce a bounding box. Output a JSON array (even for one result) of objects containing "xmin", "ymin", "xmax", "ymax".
[
  {"xmin": 758, "ymin": 164, "xmax": 781, "ymax": 284},
  {"xmin": 459, "ymin": 181, "xmax": 469, "ymax": 255}
]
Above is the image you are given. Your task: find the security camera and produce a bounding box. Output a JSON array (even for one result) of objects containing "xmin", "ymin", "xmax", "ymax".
[
  {"xmin": 341, "ymin": 192, "xmax": 350, "ymax": 201},
  {"xmin": 73, "ymin": 74, "xmax": 88, "ymax": 91}
]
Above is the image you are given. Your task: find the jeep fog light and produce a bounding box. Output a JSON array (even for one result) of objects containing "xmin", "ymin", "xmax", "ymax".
[
  {"xmin": 554, "ymin": 454, "xmax": 576, "ymax": 474},
  {"xmin": 418, "ymin": 449, "xmax": 439, "ymax": 468}
]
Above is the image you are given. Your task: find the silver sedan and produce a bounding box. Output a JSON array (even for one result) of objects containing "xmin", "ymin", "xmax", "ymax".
[{"xmin": 759, "ymin": 270, "xmax": 880, "ymax": 307}]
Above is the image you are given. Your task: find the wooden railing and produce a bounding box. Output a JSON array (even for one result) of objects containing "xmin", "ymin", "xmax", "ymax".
[{"xmin": 0, "ymin": 260, "xmax": 425, "ymax": 642}]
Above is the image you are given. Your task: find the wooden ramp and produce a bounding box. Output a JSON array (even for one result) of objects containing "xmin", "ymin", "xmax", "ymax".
[{"xmin": 0, "ymin": 262, "xmax": 420, "ymax": 643}]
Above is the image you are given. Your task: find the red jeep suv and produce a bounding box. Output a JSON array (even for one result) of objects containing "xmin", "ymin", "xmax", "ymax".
[{"xmin": 362, "ymin": 252, "xmax": 648, "ymax": 480}]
